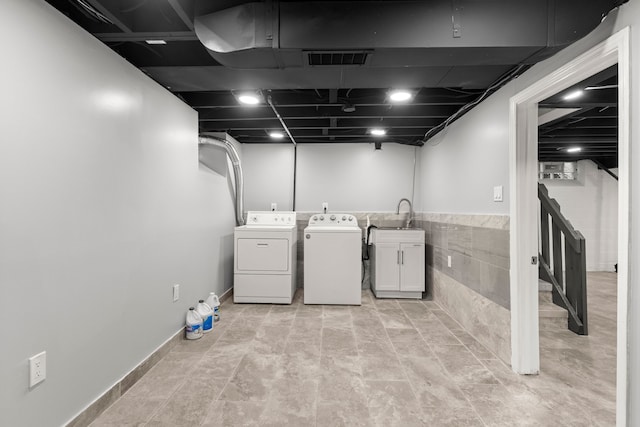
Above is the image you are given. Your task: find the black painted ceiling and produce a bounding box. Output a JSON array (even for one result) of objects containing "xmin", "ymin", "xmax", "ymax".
[
  {"xmin": 45, "ymin": 0, "xmax": 622, "ymax": 157},
  {"xmin": 538, "ymin": 65, "xmax": 618, "ymax": 169}
]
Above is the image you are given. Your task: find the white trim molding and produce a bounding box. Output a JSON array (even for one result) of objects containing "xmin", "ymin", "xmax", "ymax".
[{"xmin": 509, "ymin": 27, "xmax": 630, "ymax": 426}]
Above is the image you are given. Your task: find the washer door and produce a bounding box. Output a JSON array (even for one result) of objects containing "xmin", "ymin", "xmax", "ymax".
[{"xmin": 236, "ymin": 238, "xmax": 290, "ymax": 272}]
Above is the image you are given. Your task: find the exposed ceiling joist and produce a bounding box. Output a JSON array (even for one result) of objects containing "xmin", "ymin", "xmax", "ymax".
[
  {"xmin": 47, "ymin": 0, "xmax": 621, "ymax": 157},
  {"xmin": 167, "ymin": 0, "xmax": 194, "ymax": 31},
  {"xmin": 76, "ymin": 0, "xmax": 133, "ymax": 32}
]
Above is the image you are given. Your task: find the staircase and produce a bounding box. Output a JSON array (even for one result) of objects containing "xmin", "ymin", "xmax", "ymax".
[
  {"xmin": 539, "ymin": 280, "xmax": 569, "ymax": 330},
  {"xmin": 538, "ymin": 184, "xmax": 588, "ymax": 335}
]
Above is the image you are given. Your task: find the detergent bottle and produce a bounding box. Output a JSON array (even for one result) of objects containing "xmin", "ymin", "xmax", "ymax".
[
  {"xmin": 196, "ymin": 300, "xmax": 214, "ymax": 333},
  {"xmin": 205, "ymin": 292, "xmax": 221, "ymax": 322},
  {"xmin": 185, "ymin": 307, "xmax": 203, "ymax": 340}
]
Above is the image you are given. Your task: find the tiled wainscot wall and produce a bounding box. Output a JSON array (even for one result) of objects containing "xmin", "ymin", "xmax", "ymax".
[{"xmin": 423, "ymin": 214, "xmax": 511, "ymax": 364}]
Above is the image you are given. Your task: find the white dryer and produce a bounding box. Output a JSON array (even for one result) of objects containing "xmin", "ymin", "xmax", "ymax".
[
  {"xmin": 304, "ymin": 213, "xmax": 361, "ymax": 305},
  {"xmin": 234, "ymin": 211, "xmax": 297, "ymax": 304}
]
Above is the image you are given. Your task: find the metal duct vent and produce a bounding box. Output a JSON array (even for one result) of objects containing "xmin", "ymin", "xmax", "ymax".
[{"xmin": 306, "ymin": 51, "xmax": 370, "ymax": 66}]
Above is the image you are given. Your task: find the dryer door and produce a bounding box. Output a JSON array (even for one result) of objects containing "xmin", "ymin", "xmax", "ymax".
[{"xmin": 236, "ymin": 238, "xmax": 290, "ymax": 272}]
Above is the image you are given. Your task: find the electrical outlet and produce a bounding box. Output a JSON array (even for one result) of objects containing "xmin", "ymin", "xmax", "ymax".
[
  {"xmin": 322, "ymin": 202, "xmax": 329, "ymax": 212},
  {"xmin": 493, "ymin": 185, "xmax": 503, "ymax": 202},
  {"xmin": 29, "ymin": 351, "xmax": 46, "ymax": 388},
  {"xmin": 173, "ymin": 284, "xmax": 180, "ymax": 302},
  {"xmin": 447, "ymin": 255, "xmax": 452, "ymax": 268},
  {"xmin": 271, "ymin": 202, "xmax": 277, "ymax": 211}
]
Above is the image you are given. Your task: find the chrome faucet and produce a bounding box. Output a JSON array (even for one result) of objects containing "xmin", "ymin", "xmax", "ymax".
[{"xmin": 396, "ymin": 198, "xmax": 413, "ymax": 229}]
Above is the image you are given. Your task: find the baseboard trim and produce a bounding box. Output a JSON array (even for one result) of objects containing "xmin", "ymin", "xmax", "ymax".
[
  {"xmin": 219, "ymin": 286, "xmax": 233, "ymax": 303},
  {"xmin": 66, "ymin": 287, "xmax": 242, "ymax": 426},
  {"xmin": 65, "ymin": 328, "xmax": 183, "ymax": 427}
]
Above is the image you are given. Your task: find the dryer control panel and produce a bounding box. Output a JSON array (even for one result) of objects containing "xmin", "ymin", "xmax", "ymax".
[
  {"xmin": 246, "ymin": 211, "xmax": 296, "ymax": 226},
  {"xmin": 308, "ymin": 213, "xmax": 358, "ymax": 226}
]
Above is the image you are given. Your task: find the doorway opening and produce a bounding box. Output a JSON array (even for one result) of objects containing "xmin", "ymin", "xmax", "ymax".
[
  {"xmin": 508, "ymin": 28, "xmax": 629, "ymax": 424},
  {"xmin": 536, "ymin": 64, "xmax": 619, "ymax": 423}
]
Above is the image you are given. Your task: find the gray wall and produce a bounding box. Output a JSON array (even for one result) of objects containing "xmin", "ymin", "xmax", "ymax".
[
  {"xmin": 242, "ymin": 144, "xmax": 295, "ymax": 211},
  {"xmin": 0, "ymin": 1, "xmax": 236, "ymax": 426},
  {"xmin": 417, "ymin": 91, "xmax": 511, "ymax": 214},
  {"xmin": 417, "ymin": 2, "xmax": 640, "ymax": 422},
  {"xmin": 242, "ymin": 143, "xmax": 419, "ymax": 213}
]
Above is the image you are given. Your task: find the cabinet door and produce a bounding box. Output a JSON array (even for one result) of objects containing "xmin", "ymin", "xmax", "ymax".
[
  {"xmin": 374, "ymin": 243, "xmax": 400, "ymax": 291},
  {"xmin": 400, "ymin": 243, "xmax": 425, "ymax": 292}
]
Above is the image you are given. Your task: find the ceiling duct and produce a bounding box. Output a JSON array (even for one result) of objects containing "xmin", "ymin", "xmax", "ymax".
[{"xmin": 194, "ymin": 0, "xmax": 619, "ymax": 71}]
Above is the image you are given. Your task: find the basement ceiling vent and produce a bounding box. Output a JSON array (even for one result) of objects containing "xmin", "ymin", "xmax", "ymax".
[{"xmin": 306, "ymin": 51, "xmax": 370, "ymax": 66}]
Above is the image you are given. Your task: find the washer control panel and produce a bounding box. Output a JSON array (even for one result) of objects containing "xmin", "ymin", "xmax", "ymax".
[
  {"xmin": 308, "ymin": 213, "xmax": 358, "ymax": 226},
  {"xmin": 246, "ymin": 211, "xmax": 296, "ymax": 226}
]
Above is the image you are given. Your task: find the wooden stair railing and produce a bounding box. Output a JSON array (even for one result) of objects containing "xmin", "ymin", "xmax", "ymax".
[{"xmin": 538, "ymin": 183, "xmax": 588, "ymax": 335}]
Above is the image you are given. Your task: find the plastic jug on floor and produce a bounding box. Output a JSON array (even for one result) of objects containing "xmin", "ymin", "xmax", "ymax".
[
  {"xmin": 205, "ymin": 292, "xmax": 220, "ymax": 322},
  {"xmin": 196, "ymin": 300, "xmax": 213, "ymax": 333},
  {"xmin": 185, "ymin": 307, "xmax": 203, "ymax": 340}
]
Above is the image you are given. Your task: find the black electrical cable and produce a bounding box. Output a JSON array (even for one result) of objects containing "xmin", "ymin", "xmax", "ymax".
[
  {"xmin": 363, "ymin": 225, "xmax": 378, "ymax": 261},
  {"xmin": 361, "ymin": 224, "xmax": 379, "ymax": 285},
  {"xmin": 423, "ymin": 64, "xmax": 527, "ymax": 142}
]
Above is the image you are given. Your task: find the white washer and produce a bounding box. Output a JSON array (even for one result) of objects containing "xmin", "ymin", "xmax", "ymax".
[
  {"xmin": 304, "ymin": 213, "xmax": 361, "ymax": 305},
  {"xmin": 234, "ymin": 211, "xmax": 297, "ymax": 304}
]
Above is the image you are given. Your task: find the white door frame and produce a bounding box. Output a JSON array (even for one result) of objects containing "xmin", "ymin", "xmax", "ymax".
[{"xmin": 509, "ymin": 27, "xmax": 629, "ymax": 425}]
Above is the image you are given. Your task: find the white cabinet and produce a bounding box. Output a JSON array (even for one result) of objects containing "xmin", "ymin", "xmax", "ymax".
[
  {"xmin": 372, "ymin": 243, "xmax": 401, "ymax": 291},
  {"xmin": 370, "ymin": 229, "xmax": 425, "ymax": 298}
]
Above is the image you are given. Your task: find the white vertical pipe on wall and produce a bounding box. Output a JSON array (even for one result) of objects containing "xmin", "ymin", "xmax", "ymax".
[{"xmin": 199, "ymin": 134, "xmax": 246, "ymax": 225}]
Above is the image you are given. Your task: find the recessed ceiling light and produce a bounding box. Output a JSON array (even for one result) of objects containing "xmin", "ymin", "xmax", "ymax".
[
  {"xmin": 370, "ymin": 128, "xmax": 386, "ymax": 136},
  {"xmin": 563, "ymin": 90, "xmax": 583, "ymax": 101},
  {"xmin": 237, "ymin": 94, "xmax": 261, "ymax": 105},
  {"xmin": 389, "ymin": 90, "xmax": 413, "ymax": 102},
  {"xmin": 145, "ymin": 40, "xmax": 167, "ymax": 45},
  {"xmin": 566, "ymin": 146, "xmax": 582, "ymax": 153},
  {"xmin": 269, "ymin": 131, "xmax": 284, "ymax": 139}
]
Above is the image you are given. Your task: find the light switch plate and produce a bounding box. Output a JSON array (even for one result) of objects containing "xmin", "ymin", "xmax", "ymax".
[
  {"xmin": 29, "ymin": 351, "xmax": 46, "ymax": 388},
  {"xmin": 173, "ymin": 284, "xmax": 180, "ymax": 302},
  {"xmin": 447, "ymin": 255, "xmax": 452, "ymax": 268},
  {"xmin": 493, "ymin": 185, "xmax": 503, "ymax": 202}
]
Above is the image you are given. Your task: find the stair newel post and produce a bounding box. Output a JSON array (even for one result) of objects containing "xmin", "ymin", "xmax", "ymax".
[{"xmin": 566, "ymin": 236, "xmax": 588, "ymax": 335}]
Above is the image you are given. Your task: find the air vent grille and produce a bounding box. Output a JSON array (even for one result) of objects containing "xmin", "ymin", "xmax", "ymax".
[{"xmin": 307, "ymin": 51, "xmax": 369, "ymax": 66}]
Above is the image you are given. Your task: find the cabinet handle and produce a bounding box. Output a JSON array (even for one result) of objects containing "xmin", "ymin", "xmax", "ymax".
[
  {"xmin": 397, "ymin": 250, "xmax": 400, "ymax": 264},
  {"xmin": 401, "ymin": 250, "xmax": 404, "ymax": 265}
]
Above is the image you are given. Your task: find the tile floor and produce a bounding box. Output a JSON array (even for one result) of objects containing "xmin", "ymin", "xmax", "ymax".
[{"xmin": 89, "ymin": 272, "xmax": 617, "ymax": 426}]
